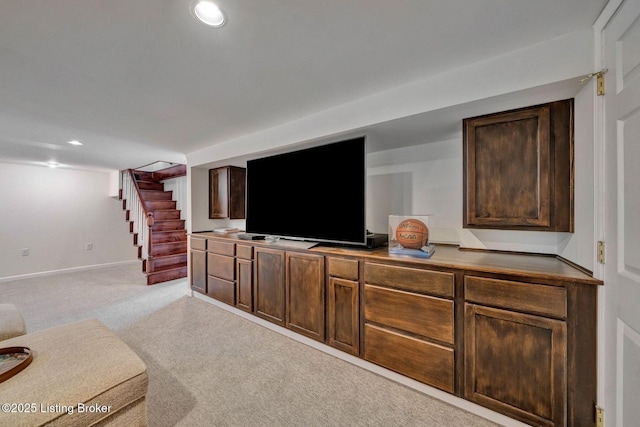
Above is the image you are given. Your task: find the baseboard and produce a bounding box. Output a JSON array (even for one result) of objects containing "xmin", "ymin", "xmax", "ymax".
[
  {"xmin": 192, "ymin": 292, "xmax": 528, "ymax": 427},
  {"xmin": 0, "ymin": 260, "xmax": 140, "ymax": 283}
]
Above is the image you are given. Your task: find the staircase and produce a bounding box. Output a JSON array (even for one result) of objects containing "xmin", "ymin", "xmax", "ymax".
[{"xmin": 120, "ymin": 164, "xmax": 187, "ymax": 285}]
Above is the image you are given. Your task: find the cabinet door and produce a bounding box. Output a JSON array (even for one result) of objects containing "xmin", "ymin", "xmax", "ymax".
[
  {"xmin": 228, "ymin": 166, "xmax": 246, "ymax": 219},
  {"xmin": 328, "ymin": 277, "xmax": 359, "ymax": 355},
  {"xmin": 209, "ymin": 167, "xmax": 229, "ymax": 219},
  {"xmin": 463, "ymin": 100, "xmax": 573, "ymax": 232},
  {"xmin": 236, "ymin": 258, "xmax": 253, "ymax": 312},
  {"xmin": 190, "ymin": 250, "xmax": 206, "ymax": 294},
  {"xmin": 464, "ymin": 303, "xmax": 567, "ymax": 427},
  {"xmin": 286, "ymin": 252, "xmax": 325, "ymax": 342},
  {"xmin": 254, "ymin": 247, "xmax": 286, "ymax": 326},
  {"xmin": 209, "ymin": 166, "xmax": 246, "ymax": 220}
]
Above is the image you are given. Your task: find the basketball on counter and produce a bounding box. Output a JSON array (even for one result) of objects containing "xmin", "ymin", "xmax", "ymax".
[{"xmin": 395, "ymin": 218, "xmax": 429, "ymax": 249}]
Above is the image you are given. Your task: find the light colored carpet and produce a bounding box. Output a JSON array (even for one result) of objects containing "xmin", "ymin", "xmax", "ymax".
[
  {"xmin": 0, "ymin": 262, "xmax": 190, "ymax": 332},
  {"xmin": 1, "ymin": 265, "xmax": 504, "ymax": 426},
  {"xmin": 118, "ymin": 296, "xmax": 501, "ymax": 427}
]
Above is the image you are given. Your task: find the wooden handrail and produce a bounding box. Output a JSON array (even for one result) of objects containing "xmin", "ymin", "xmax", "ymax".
[{"xmin": 151, "ymin": 164, "xmax": 186, "ymax": 181}]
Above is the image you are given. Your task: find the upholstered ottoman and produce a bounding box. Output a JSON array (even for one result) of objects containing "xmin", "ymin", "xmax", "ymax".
[
  {"xmin": 0, "ymin": 319, "xmax": 148, "ymax": 426},
  {"xmin": 0, "ymin": 303, "xmax": 27, "ymax": 341}
]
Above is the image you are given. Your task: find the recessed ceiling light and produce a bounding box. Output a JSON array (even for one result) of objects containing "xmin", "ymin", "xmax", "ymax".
[
  {"xmin": 193, "ymin": 1, "xmax": 226, "ymax": 27},
  {"xmin": 67, "ymin": 140, "xmax": 83, "ymax": 146},
  {"xmin": 48, "ymin": 161, "xmax": 59, "ymax": 168}
]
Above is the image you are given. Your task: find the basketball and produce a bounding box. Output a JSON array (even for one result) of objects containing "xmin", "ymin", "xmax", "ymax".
[{"xmin": 395, "ymin": 218, "xmax": 429, "ymax": 249}]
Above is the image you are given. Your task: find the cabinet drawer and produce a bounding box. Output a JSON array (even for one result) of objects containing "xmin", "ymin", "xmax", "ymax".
[
  {"xmin": 207, "ymin": 240, "xmax": 235, "ymax": 256},
  {"xmin": 364, "ymin": 324, "xmax": 454, "ymax": 393},
  {"xmin": 190, "ymin": 237, "xmax": 207, "ymax": 251},
  {"xmin": 365, "ymin": 263, "xmax": 454, "ymax": 298},
  {"xmin": 328, "ymin": 257, "xmax": 359, "ymax": 281},
  {"xmin": 207, "ymin": 253, "xmax": 235, "ymax": 281},
  {"xmin": 207, "ymin": 276, "xmax": 236, "ymax": 305},
  {"xmin": 236, "ymin": 244, "xmax": 253, "ymax": 260},
  {"xmin": 364, "ymin": 284, "xmax": 454, "ymax": 344},
  {"xmin": 465, "ymin": 276, "xmax": 566, "ymax": 319}
]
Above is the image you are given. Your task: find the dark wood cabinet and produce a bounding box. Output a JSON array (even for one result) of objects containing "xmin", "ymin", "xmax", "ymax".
[
  {"xmin": 254, "ymin": 247, "xmax": 286, "ymax": 326},
  {"xmin": 209, "ymin": 166, "xmax": 246, "ymax": 219},
  {"xmin": 463, "ymin": 99, "xmax": 573, "ymax": 232},
  {"xmin": 286, "ymin": 252, "xmax": 325, "ymax": 341},
  {"xmin": 327, "ymin": 257, "xmax": 360, "ymax": 356},
  {"xmin": 463, "ymin": 274, "xmax": 596, "ymax": 427},
  {"xmin": 189, "ymin": 236, "xmax": 207, "ymax": 294},
  {"xmin": 189, "ymin": 235, "xmax": 600, "ymax": 426}
]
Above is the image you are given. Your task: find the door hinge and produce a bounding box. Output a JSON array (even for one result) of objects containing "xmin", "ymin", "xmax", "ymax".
[
  {"xmin": 598, "ymin": 241, "xmax": 605, "ymax": 264},
  {"xmin": 580, "ymin": 69, "xmax": 608, "ymax": 96},
  {"xmin": 596, "ymin": 406, "xmax": 604, "ymax": 427},
  {"xmin": 597, "ymin": 71, "xmax": 606, "ymax": 96}
]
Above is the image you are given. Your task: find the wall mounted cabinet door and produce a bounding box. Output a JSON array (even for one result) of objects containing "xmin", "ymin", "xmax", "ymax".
[
  {"xmin": 463, "ymin": 99, "xmax": 573, "ymax": 232},
  {"xmin": 209, "ymin": 166, "xmax": 246, "ymax": 219}
]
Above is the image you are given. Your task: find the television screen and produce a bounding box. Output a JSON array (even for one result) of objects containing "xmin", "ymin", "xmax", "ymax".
[{"xmin": 246, "ymin": 136, "xmax": 366, "ymax": 246}]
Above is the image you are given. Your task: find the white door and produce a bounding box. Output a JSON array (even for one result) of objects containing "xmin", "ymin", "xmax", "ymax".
[{"xmin": 600, "ymin": 0, "xmax": 640, "ymax": 425}]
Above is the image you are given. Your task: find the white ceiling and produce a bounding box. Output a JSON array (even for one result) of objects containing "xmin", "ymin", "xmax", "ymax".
[{"xmin": 0, "ymin": 0, "xmax": 608, "ymax": 171}]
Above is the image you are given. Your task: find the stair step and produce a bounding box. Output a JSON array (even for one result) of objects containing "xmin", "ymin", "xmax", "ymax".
[
  {"xmin": 145, "ymin": 200, "xmax": 177, "ymax": 210},
  {"xmin": 150, "ymin": 241, "xmax": 187, "ymax": 257},
  {"xmin": 133, "ymin": 171, "xmax": 155, "ymax": 181},
  {"xmin": 140, "ymin": 189, "xmax": 173, "ymax": 200},
  {"xmin": 152, "ymin": 219, "xmax": 185, "ymax": 231},
  {"xmin": 152, "ymin": 230, "xmax": 187, "ymax": 244},
  {"xmin": 147, "ymin": 253, "xmax": 188, "ymax": 272},
  {"xmin": 153, "ymin": 210, "xmax": 181, "ymax": 220},
  {"xmin": 137, "ymin": 181, "xmax": 164, "ymax": 191},
  {"xmin": 146, "ymin": 266, "xmax": 188, "ymax": 286}
]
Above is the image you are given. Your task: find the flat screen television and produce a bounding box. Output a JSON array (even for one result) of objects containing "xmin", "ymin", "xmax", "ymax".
[{"xmin": 245, "ymin": 136, "xmax": 367, "ymax": 246}]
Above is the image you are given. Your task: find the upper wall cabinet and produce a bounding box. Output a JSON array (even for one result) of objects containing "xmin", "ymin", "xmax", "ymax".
[
  {"xmin": 463, "ymin": 99, "xmax": 574, "ymax": 232},
  {"xmin": 209, "ymin": 166, "xmax": 246, "ymax": 220}
]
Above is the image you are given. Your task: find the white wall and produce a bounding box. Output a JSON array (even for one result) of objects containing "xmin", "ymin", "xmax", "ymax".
[
  {"xmin": 162, "ymin": 176, "xmax": 188, "ymax": 220},
  {"xmin": 189, "ymin": 167, "xmax": 212, "ymax": 232},
  {"xmin": 367, "ymin": 139, "xmax": 462, "ymax": 242},
  {"xmin": 559, "ymin": 83, "xmax": 595, "ymax": 270},
  {"xmin": 187, "ymin": 29, "xmax": 593, "ymax": 167},
  {"xmin": 0, "ymin": 163, "xmax": 138, "ymax": 279}
]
